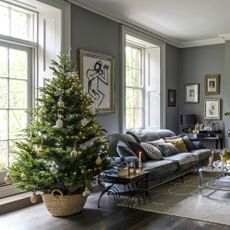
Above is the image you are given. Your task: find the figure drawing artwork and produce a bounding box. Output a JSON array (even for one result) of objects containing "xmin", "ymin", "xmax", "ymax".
[{"xmin": 78, "ymin": 49, "xmax": 115, "ymax": 113}]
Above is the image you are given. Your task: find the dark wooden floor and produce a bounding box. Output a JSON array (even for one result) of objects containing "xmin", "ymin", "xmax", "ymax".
[{"xmin": 0, "ymin": 190, "xmax": 228, "ymax": 230}]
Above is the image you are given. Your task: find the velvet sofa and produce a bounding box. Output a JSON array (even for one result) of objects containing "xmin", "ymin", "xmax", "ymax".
[{"xmin": 108, "ymin": 129, "xmax": 211, "ymax": 190}]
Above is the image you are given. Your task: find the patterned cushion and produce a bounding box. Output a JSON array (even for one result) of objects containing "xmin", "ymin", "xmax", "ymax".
[
  {"xmin": 182, "ymin": 135, "xmax": 196, "ymax": 151},
  {"xmin": 140, "ymin": 142, "xmax": 164, "ymax": 160},
  {"xmin": 165, "ymin": 137, "xmax": 188, "ymax": 153},
  {"xmin": 155, "ymin": 142, "xmax": 179, "ymax": 157}
]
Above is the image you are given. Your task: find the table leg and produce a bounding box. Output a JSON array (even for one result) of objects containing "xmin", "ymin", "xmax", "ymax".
[
  {"xmin": 97, "ymin": 183, "xmax": 114, "ymax": 208},
  {"xmin": 198, "ymin": 169, "xmax": 203, "ymax": 192}
]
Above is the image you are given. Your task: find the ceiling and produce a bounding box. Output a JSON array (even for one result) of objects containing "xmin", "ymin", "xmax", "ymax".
[{"xmin": 71, "ymin": 0, "xmax": 230, "ymax": 47}]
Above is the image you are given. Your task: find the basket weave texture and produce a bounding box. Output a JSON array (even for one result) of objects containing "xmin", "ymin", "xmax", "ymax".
[{"xmin": 42, "ymin": 189, "xmax": 87, "ymax": 217}]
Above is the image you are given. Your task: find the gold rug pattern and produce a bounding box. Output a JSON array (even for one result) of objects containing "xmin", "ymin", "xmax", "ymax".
[{"xmin": 128, "ymin": 174, "xmax": 230, "ymax": 226}]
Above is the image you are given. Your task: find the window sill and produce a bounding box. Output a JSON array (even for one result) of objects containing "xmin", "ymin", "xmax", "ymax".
[{"xmin": 0, "ymin": 192, "xmax": 42, "ymax": 215}]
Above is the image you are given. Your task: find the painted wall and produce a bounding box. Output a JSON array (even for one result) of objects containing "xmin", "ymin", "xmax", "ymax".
[
  {"xmin": 166, "ymin": 44, "xmax": 179, "ymax": 134},
  {"xmin": 71, "ymin": 4, "xmax": 180, "ymax": 134},
  {"xmin": 71, "ymin": 4, "xmax": 121, "ymax": 134},
  {"xmin": 179, "ymin": 44, "xmax": 225, "ymax": 147}
]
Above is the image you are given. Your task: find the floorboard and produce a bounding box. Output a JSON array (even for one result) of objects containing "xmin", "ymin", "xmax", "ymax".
[{"xmin": 0, "ymin": 190, "xmax": 228, "ymax": 230}]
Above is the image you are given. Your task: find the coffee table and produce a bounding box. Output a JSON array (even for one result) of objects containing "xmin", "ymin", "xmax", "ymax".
[
  {"xmin": 97, "ymin": 169, "xmax": 150, "ymax": 213},
  {"xmin": 198, "ymin": 164, "xmax": 230, "ymax": 194}
]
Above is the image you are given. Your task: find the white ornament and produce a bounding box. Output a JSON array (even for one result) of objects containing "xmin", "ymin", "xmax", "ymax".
[
  {"xmin": 70, "ymin": 148, "xmax": 80, "ymax": 157},
  {"xmin": 79, "ymin": 137, "xmax": 97, "ymax": 150},
  {"xmin": 39, "ymin": 106, "xmax": 46, "ymax": 116},
  {"xmin": 50, "ymin": 162, "xmax": 58, "ymax": 174},
  {"xmin": 55, "ymin": 118, "xmax": 63, "ymax": 128},
  {"xmin": 57, "ymin": 98, "xmax": 65, "ymax": 108},
  {"xmin": 81, "ymin": 118, "xmax": 89, "ymax": 127},
  {"xmin": 82, "ymin": 186, "xmax": 90, "ymax": 197}
]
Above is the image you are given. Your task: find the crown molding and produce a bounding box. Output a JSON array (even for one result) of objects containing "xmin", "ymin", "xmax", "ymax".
[{"xmin": 179, "ymin": 37, "xmax": 225, "ymax": 48}]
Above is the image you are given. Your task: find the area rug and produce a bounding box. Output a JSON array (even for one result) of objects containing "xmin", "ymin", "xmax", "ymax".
[{"xmin": 120, "ymin": 173, "xmax": 230, "ymax": 226}]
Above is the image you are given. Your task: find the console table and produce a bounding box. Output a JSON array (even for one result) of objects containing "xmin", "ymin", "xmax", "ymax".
[{"xmin": 185, "ymin": 133, "xmax": 224, "ymax": 149}]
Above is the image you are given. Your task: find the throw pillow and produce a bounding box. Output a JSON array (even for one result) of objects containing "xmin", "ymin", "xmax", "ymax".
[
  {"xmin": 182, "ymin": 135, "xmax": 196, "ymax": 151},
  {"xmin": 155, "ymin": 142, "xmax": 179, "ymax": 157},
  {"xmin": 165, "ymin": 137, "xmax": 188, "ymax": 153},
  {"xmin": 140, "ymin": 142, "xmax": 164, "ymax": 160},
  {"xmin": 148, "ymin": 138, "xmax": 165, "ymax": 146},
  {"xmin": 116, "ymin": 140, "xmax": 136, "ymax": 157},
  {"xmin": 127, "ymin": 141, "xmax": 148, "ymax": 162}
]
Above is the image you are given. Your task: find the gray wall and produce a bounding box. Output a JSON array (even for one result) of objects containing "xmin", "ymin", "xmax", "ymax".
[
  {"xmin": 166, "ymin": 44, "xmax": 179, "ymax": 134},
  {"xmin": 71, "ymin": 4, "xmax": 121, "ymax": 134},
  {"xmin": 70, "ymin": 4, "xmax": 179, "ymax": 134},
  {"xmin": 179, "ymin": 44, "xmax": 225, "ymax": 147}
]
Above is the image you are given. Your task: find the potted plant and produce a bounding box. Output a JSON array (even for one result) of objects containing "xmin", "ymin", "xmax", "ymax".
[{"xmin": 8, "ymin": 52, "xmax": 111, "ymax": 216}]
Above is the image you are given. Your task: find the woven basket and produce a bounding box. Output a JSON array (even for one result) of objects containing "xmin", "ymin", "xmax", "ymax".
[{"xmin": 42, "ymin": 189, "xmax": 87, "ymax": 217}]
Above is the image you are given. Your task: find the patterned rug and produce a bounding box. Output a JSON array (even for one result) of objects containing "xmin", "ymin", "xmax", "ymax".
[{"xmin": 121, "ymin": 173, "xmax": 230, "ymax": 226}]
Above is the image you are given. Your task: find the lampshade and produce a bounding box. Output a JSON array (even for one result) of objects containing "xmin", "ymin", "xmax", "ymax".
[{"xmin": 180, "ymin": 114, "xmax": 196, "ymax": 125}]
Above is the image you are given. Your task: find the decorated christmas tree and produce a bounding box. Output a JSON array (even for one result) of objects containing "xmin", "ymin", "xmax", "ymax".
[{"xmin": 9, "ymin": 52, "xmax": 111, "ymax": 201}]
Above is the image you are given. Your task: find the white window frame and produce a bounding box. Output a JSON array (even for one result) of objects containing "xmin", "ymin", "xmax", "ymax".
[
  {"xmin": 0, "ymin": 0, "xmax": 70, "ymax": 198},
  {"xmin": 121, "ymin": 26, "xmax": 166, "ymax": 133}
]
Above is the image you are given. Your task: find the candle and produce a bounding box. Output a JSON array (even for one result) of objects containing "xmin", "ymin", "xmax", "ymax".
[
  {"xmin": 139, "ymin": 151, "xmax": 142, "ymax": 160},
  {"xmin": 136, "ymin": 167, "xmax": 141, "ymax": 174}
]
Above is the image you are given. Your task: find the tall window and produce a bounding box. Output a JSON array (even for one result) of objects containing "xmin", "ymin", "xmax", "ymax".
[
  {"xmin": 126, "ymin": 44, "xmax": 143, "ymax": 129},
  {"xmin": 124, "ymin": 33, "xmax": 163, "ymax": 131}
]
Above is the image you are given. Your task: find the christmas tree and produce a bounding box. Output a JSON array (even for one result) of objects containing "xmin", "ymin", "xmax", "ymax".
[{"xmin": 9, "ymin": 52, "xmax": 111, "ymax": 197}]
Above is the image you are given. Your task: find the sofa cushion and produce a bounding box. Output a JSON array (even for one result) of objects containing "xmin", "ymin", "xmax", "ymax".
[
  {"xmin": 165, "ymin": 137, "xmax": 188, "ymax": 152},
  {"xmin": 116, "ymin": 140, "xmax": 136, "ymax": 157},
  {"xmin": 191, "ymin": 149, "xmax": 211, "ymax": 161},
  {"xmin": 127, "ymin": 141, "xmax": 148, "ymax": 162},
  {"xmin": 143, "ymin": 160, "xmax": 178, "ymax": 178},
  {"xmin": 140, "ymin": 142, "xmax": 164, "ymax": 160},
  {"xmin": 165, "ymin": 153, "xmax": 198, "ymax": 170},
  {"xmin": 127, "ymin": 129, "xmax": 175, "ymax": 143},
  {"xmin": 154, "ymin": 142, "xmax": 179, "ymax": 157},
  {"xmin": 182, "ymin": 135, "xmax": 197, "ymax": 151},
  {"xmin": 108, "ymin": 133, "xmax": 137, "ymax": 156}
]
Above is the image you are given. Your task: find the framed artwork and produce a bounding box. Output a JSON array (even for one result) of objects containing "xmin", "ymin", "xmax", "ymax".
[
  {"xmin": 78, "ymin": 49, "xmax": 115, "ymax": 114},
  {"xmin": 168, "ymin": 89, "xmax": 176, "ymax": 107},
  {"xmin": 205, "ymin": 74, "xmax": 220, "ymax": 95},
  {"xmin": 204, "ymin": 98, "xmax": 221, "ymax": 120},
  {"xmin": 185, "ymin": 83, "xmax": 199, "ymax": 103}
]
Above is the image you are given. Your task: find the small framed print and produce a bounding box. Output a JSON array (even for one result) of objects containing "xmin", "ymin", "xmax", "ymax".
[
  {"xmin": 185, "ymin": 83, "xmax": 199, "ymax": 103},
  {"xmin": 205, "ymin": 74, "xmax": 220, "ymax": 95},
  {"xmin": 168, "ymin": 89, "xmax": 176, "ymax": 107},
  {"xmin": 204, "ymin": 98, "xmax": 221, "ymax": 120}
]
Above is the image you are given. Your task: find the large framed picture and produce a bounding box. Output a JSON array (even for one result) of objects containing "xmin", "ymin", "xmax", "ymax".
[
  {"xmin": 185, "ymin": 83, "xmax": 199, "ymax": 103},
  {"xmin": 205, "ymin": 74, "xmax": 220, "ymax": 95},
  {"xmin": 204, "ymin": 98, "xmax": 221, "ymax": 120},
  {"xmin": 78, "ymin": 49, "xmax": 115, "ymax": 114},
  {"xmin": 168, "ymin": 89, "xmax": 176, "ymax": 107}
]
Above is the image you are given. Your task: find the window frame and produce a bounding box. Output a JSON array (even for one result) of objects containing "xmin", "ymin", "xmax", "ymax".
[{"xmin": 121, "ymin": 26, "xmax": 166, "ymax": 133}]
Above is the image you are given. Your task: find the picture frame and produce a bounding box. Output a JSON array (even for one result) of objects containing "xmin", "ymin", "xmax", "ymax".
[
  {"xmin": 168, "ymin": 89, "xmax": 176, "ymax": 107},
  {"xmin": 205, "ymin": 74, "xmax": 220, "ymax": 95},
  {"xmin": 185, "ymin": 83, "xmax": 199, "ymax": 103},
  {"xmin": 78, "ymin": 49, "xmax": 115, "ymax": 114},
  {"xmin": 204, "ymin": 98, "xmax": 221, "ymax": 120}
]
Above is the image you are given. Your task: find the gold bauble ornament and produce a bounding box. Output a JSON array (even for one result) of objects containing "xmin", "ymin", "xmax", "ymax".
[
  {"xmin": 4, "ymin": 175, "xmax": 11, "ymax": 184},
  {"xmin": 30, "ymin": 194, "xmax": 38, "ymax": 204},
  {"xmin": 96, "ymin": 156, "xmax": 102, "ymax": 166},
  {"xmin": 37, "ymin": 147, "xmax": 44, "ymax": 156}
]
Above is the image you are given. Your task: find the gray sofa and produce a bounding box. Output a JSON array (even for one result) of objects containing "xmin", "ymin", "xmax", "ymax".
[{"xmin": 108, "ymin": 129, "xmax": 211, "ymax": 190}]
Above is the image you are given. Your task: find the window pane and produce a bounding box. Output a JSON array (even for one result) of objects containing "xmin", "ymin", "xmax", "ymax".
[
  {"xmin": 0, "ymin": 110, "xmax": 8, "ymax": 140},
  {"xmin": 9, "ymin": 110, "xmax": 27, "ymax": 139},
  {"xmin": 9, "ymin": 140, "xmax": 18, "ymax": 166},
  {"xmin": 9, "ymin": 80, "xmax": 27, "ymax": 108},
  {"xmin": 132, "ymin": 48, "xmax": 141, "ymax": 69},
  {"xmin": 0, "ymin": 5, "xmax": 9, "ymax": 36},
  {"xmin": 0, "ymin": 141, "xmax": 8, "ymax": 170},
  {"xmin": 11, "ymin": 9, "xmax": 30, "ymax": 40},
  {"xmin": 0, "ymin": 78, "xmax": 8, "ymax": 108},
  {"xmin": 126, "ymin": 88, "xmax": 133, "ymax": 108},
  {"xmin": 134, "ymin": 109, "xmax": 142, "ymax": 128},
  {"xmin": 133, "ymin": 89, "xmax": 142, "ymax": 108},
  {"xmin": 126, "ymin": 46, "xmax": 132, "ymax": 68},
  {"xmin": 126, "ymin": 68, "xmax": 141, "ymax": 87},
  {"xmin": 126, "ymin": 108, "xmax": 134, "ymax": 129},
  {"xmin": 0, "ymin": 46, "xmax": 8, "ymax": 77},
  {"xmin": 9, "ymin": 49, "xmax": 28, "ymax": 79}
]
